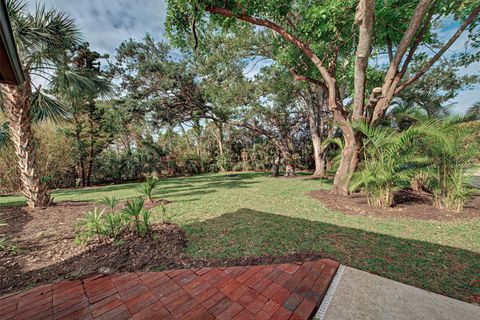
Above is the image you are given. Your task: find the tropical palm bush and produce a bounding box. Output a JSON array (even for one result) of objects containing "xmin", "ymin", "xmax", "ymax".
[
  {"xmin": 420, "ymin": 120, "xmax": 478, "ymax": 211},
  {"xmin": 75, "ymin": 207, "xmax": 105, "ymax": 243},
  {"xmin": 99, "ymin": 196, "xmax": 118, "ymax": 211},
  {"xmin": 138, "ymin": 177, "xmax": 159, "ymax": 202},
  {"xmin": 103, "ymin": 212, "xmax": 125, "ymax": 238},
  {"xmin": 351, "ymin": 119, "xmax": 478, "ymax": 211},
  {"xmin": 123, "ymin": 197, "xmax": 145, "ymax": 233},
  {"xmin": 350, "ymin": 121, "xmax": 434, "ymax": 207}
]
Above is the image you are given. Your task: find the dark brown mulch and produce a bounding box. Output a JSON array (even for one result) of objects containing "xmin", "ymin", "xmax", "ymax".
[
  {"xmin": 0, "ymin": 202, "xmax": 187, "ymax": 296},
  {"xmin": 309, "ymin": 189, "xmax": 480, "ymax": 221},
  {"xmin": 0, "ymin": 202, "xmax": 328, "ymax": 296}
]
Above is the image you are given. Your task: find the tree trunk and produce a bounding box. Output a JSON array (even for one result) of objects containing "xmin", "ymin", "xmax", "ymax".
[
  {"xmin": 2, "ymin": 83, "xmax": 51, "ymax": 208},
  {"xmin": 73, "ymin": 114, "xmax": 86, "ymax": 187},
  {"xmin": 285, "ymin": 160, "xmax": 295, "ymax": 176},
  {"xmin": 310, "ymin": 128, "xmax": 325, "ymax": 177},
  {"xmin": 86, "ymin": 102, "xmax": 95, "ymax": 186},
  {"xmin": 278, "ymin": 143, "xmax": 295, "ymax": 177},
  {"xmin": 330, "ymin": 0, "xmax": 374, "ymax": 194},
  {"xmin": 214, "ymin": 121, "xmax": 225, "ymax": 172},
  {"xmin": 332, "ymin": 126, "xmax": 361, "ymax": 195},
  {"xmin": 271, "ymin": 154, "xmax": 280, "ymax": 176}
]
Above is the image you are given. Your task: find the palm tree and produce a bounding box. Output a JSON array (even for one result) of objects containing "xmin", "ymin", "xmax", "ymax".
[
  {"xmin": 350, "ymin": 121, "xmax": 432, "ymax": 207},
  {"xmin": 0, "ymin": 1, "xmax": 86, "ymax": 208}
]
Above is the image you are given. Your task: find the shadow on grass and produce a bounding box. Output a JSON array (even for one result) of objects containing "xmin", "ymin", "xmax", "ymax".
[
  {"xmin": 0, "ymin": 173, "xmax": 264, "ymax": 207},
  {"xmin": 185, "ymin": 208, "xmax": 479, "ymax": 302},
  {"xmin": 56, "ymin": 183, "xmax": 140, "ymax": 196},
  {"xmin": 1, "ymin": 208, "xmax": 478, "ymax": 303}
]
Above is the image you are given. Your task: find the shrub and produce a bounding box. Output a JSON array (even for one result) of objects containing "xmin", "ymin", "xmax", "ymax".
[
  {"xmin": 216, "ymin": 154, "xmax": 228, "ymax": 171},
  {"xmin": 123, "ymin": 197, "xmax": 145, "ymax": 233},
  {"xmin": 99, "ymin": 196, "xmax": 118, "ymax": 211},
  {"xmin": 103, "ymin": 212, "xmax": 126, "ymax": 238},
  {"xmin": 75, "ymin": 207, "xmax": 106, "ymax": 243},
  {"xmin": 351, "ymin": 122, "xmax": 431, "ymax": 207},
  {"xmin": 138, "ymin": 177, "xmax": 159, "ymax": 202}
]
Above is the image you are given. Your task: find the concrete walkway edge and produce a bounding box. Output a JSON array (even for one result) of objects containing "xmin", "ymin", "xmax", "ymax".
[{"xmin": 314, "ymin": 264, "xmax": 345, "ymax": 320}]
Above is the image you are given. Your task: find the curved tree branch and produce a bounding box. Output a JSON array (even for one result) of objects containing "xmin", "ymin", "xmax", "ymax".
[{"xmin": 396, "ymin": 3, "xmax": 480, "ymax": 94}]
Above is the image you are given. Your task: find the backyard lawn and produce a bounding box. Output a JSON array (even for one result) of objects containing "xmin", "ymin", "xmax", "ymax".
[{"xmin": 1, "ymin": 172, "xmax": 479, "ymax": 302}]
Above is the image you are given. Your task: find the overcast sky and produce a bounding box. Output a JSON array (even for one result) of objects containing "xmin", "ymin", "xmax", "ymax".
[{"xmin": 29, "ymin": 0, "xmax": 479, "ymax": 114}]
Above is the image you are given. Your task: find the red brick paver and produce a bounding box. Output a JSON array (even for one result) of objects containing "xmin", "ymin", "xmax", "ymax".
[{"xmin": 0, "ymin": 259, "xmax": 338, "ymax": 320}]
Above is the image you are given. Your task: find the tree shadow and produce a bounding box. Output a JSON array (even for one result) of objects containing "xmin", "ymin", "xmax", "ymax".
[
  {"xmin": 0, "ymin": 205, "xmax": 32, "ymax": 237},
  {"xmin": 56, "ymin": 183, "xmax": 140, "ymax": 196},
  {"xmin": 0, "ymin": 173, "xmax": 263, "ymax": 206},
  {"xmin": 184, "ymin": 208, "xmax": 479, "ymax": 302},
  {"xmin": 2, "ymin": 206, "xmax": 477, "ymax": 302}
]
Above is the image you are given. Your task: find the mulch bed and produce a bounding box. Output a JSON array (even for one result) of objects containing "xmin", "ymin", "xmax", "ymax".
[
  {"xmin": 309, "ymin": 189, "xmax": 480, "ymax": 221},
  {"xmin": 0, "ymin": 202, "xmax": 327, "ymax": 296},
  {"xmin": 0, "ymin": 202, "xmax": 187, "ymax": 296}
]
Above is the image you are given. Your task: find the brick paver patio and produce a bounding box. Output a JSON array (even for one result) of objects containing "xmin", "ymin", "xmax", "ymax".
[{"xmin": 0, "ymin": 259, "xmax": 339, "ymax": 320}]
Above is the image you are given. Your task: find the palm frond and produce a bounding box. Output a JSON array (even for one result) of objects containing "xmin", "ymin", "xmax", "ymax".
[
  {"xmin": 49, "ymin": 67, "xmax": 97, "ymax": 101},
  {"xmin": 31, "ymin": 90, "xmax": 69, "ymax": 123},
  {"xmin": 321, "ymin": 137, "xmax": 344, "ymax": 150}
]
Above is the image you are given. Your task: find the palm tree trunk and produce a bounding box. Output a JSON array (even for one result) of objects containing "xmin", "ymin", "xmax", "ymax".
[
  {"xmin": 2, "ymin": 83, "xmax": 51, "ymax": 208},
  {"xmin": 86, "ymin": 101, "xmax": 95, "ymax": 186},
  {"xmin": 73, "ymin": 114, "xmax": 86, "ymax": 187}
]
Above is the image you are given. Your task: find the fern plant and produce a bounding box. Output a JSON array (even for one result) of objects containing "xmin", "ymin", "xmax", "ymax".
[{"xmin": 138, "ymin": 177, "xmax": 159, "ymax": 202}]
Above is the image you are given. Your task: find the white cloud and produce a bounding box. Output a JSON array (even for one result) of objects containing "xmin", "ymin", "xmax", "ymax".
[
  {"xmin": 26, "ymin": 1, "xmax": 479, "ymax": 113},
  {"xmin": 29, "ymin": 0, "xmax": 167, "ymax": 56}
]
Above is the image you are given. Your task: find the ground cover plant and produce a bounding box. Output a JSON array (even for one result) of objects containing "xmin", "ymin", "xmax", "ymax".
[{"xmin": 1, "ymin": 173, "xmax": 479, "ymax": 302}]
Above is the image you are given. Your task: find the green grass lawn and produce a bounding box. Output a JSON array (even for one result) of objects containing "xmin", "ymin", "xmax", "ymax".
[{"xmin": 1, "ymin": 172, "xmax": 479, "ymax": 302}]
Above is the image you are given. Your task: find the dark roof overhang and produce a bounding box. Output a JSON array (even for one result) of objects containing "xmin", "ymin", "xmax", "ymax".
[{"xmin": 0, "ymin": 0, "xmax": 24, "ymax": 85}]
